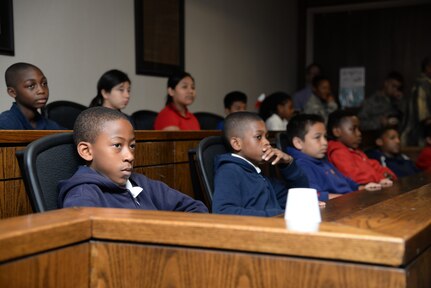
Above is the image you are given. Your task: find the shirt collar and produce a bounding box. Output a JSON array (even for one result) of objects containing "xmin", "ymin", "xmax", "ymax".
[
  {"xmin": 168, "ymin": 103, "xmax": 191, "ymax": 119},
  {"xmin": 126, "ymin": 180, "xmax": 143, "ymax": 198},
  {"xmin": 231, "ymin": 153, "xmax": 261, "ymax": 173}
]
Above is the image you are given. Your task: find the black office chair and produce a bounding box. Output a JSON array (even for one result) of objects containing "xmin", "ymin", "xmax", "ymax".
[
  {"xmin": 194, "ymin": 112, "xmax": 224, "ymax": 130},
  {"xmin": 195, "ymin": 136, "xmax": 228, "ymax": 210},
  {"xmin": 16, "ymin": 132, "xmax": 83, "ymax": 212},
  {"xmin": 275, "ymin": 132, "xmax": 289, "ymax": 151},
  {"xmin": 45, "ymin": 100, "xmax": 87, "ymax": 129},
  {"xmin": 131, "ymin": 110, "xmax": 158, "ymax": 130}
]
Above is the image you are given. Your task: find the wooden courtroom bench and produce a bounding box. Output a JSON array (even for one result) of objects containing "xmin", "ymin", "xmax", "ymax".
[
  {"xmin": 0, "ymin": 130, "xmax": 221, "ymax": 219},
  {"xmin": 0, "ymin": 171, "xmax": 430, "ymax": 287}
]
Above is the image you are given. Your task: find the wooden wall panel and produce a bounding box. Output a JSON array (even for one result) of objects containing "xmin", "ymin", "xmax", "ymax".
[
  {"xmin": 174, "ymin": 162, "xmax": 194, "ymax": 197},
  {"xmin": 0, "ymin": 147, "xmax": 23, "ymax": 179},
  {"xmin": 0, "ymin": 180, "xmax": 32, "ymax": 218},
  {"xmin": 134, "ymin": 165, "xmax": 175, "ymax": 188},
  {"xmin": 0, "ymin": 243, "xmax": 90, "ymax": 288},
  {"xmin": 135, "ymin": 164, "xmax": 193, "ymax": 197},
  {"xmin": 174, "ymin": 140, "xmax": 200, "ymax": 162},
  {"xmin": 91, "ymin": 241, "xmax": 406, "ymax": 288},
  {"xmin": 313, "ymin": 3, "xmax": 431, "ymax": 100},
  {"xmin": 406, "ymin": 246, "xmax": 431, "ymax": 288},
  {"xmin": 134, "ymin": 141, "xmax": 174, "ymax": 166}
]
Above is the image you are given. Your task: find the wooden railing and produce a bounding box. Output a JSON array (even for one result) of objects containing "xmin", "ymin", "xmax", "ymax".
[{"xmin": 1, "ymin": 170, "xmax": 431, "ymax": 287}]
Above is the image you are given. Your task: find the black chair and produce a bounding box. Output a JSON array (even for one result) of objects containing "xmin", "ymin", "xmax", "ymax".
[
  {"xmin": 194, "ymin": 112, "xmax": 224, "ymax": 130},
  {"xmin": 275, "ymin": 132, "xmax": 288, "ymax": 151},
  {"xmin": 187, "ymin": 148, "xmax": 206, "ymax": 206},
  {"xmin": 15, "ymin": 132, "xmax": 83, "ymax": 212},
  {"xmin": 131, "ymin": 110, "xmax": 158, "ymax": 130},
  {"xmin": 195, "ymin": 136, "xmax": 228, "ymax": 210},
  {"xmin": 45, "ymin": 100, "xmax": 87, "ymax": 129}
]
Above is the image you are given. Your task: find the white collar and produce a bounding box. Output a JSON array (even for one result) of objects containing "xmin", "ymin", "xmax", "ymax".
[
  {"xmin": 231, "ymin": 153, "xmax": 261, "ymax": 174},
  {"xmin": 126, "ymin": 180, "xmax": 143, "ymax": 198}
]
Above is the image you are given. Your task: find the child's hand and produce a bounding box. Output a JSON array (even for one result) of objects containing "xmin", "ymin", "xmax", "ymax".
[
  {"xmin": 379, "ymin": 178, "xmax": 393, "ymax": 187},
  {"xmin": 262, "ymin": 146, "xmax": 293, "ymax": 165},
  {"xmin": 363, "ymin": 182, "xmax": 382, "ymax": 191},
  {"xmin": 318, "ymin": 201, "xmax": 326, "ymax": 208},
  {"xmin": 328, "ymin": 193, "xmax": 342, "ymax": 199}
]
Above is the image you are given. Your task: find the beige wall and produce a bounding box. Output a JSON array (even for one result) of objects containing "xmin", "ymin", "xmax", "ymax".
[{"xmin": 0, "ymin": 0, "xmax": 297, "ymax": 116}]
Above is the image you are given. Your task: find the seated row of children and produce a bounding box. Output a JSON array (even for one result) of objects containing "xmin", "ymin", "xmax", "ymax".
[
  {"xmin": 212, "ymin": 110, "xmax": 427, "ymax": 216},
  {"xmin": 0, "ymin": 62, "xmax": 201, "ymax": 131}
]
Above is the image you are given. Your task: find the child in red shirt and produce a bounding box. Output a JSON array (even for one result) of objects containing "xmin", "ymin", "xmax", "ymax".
[
  {"xmin": 416, "ymin": 121, "xmax": 431, "ymax": 170},
  {"xmin": 326, "ymin": 110, "xmax": 396, "ymax": 185}
]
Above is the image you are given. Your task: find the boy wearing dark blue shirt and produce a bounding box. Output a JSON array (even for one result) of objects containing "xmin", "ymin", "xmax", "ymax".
[
  {"xmin": 58, "ymin": 107, "xmax": 207, "ymax": 213},
  {"xmin": 366, "ymin": 127, "xmax": 420, "ymax": 177},
  {"xmin": 0, "ymin": 62, "xmax": 63, "ymax": 129},
  {"xmin": 212, "ymin": 111, "xmax": 308, "ymax": 217}
]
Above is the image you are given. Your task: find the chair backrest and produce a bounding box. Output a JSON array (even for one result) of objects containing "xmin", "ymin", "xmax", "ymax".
[
  {"xmin": 195, "ymin": 136, "xmax": 228, "ymax": 209},
  {"xmin": 45, "ymin": 100, "xmax": 87, "ymax": 129},
  {"xmin": 16, "ymin": 132, "xmax": 83, "ymax": 212},
  {"xmin": 194, "ymin": 112, "xmax": 224, "ymax": 130},
  {"xmin": 275, "ymin": 132, "xmax": 288, "ymax": 151},
  {"xmin": 131, "ymin": 110, "xmax": 158, "ymax": 130}
]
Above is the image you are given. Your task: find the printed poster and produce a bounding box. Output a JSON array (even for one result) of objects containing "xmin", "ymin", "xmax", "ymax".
[{"xmin": 339, "ymin": 67, "xmax": 365, "ymax": 108}]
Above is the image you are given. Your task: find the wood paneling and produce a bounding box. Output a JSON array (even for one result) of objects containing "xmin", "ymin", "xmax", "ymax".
[
  {"xmin": 134, "ymin": 141, "xmax": 174, "ymax": 166},
  {"xmin": 91, "ymin": 241, "xmax": 405, "ymax": 288},
  {"xmin": 406, "ymin": 246, "xmax": 431, "ymax": 288},
  {"xmin": 312, "ymin": 3, "xmax": 431, "ymax": 100},
  {"xmin": 0, "ymin": 243, "xmax": 89, "ymax": 288},
  {"xmin": 1, "ymin": 192, "xmax": 431, "ymax": 288},
  {"xmin": 0, "ymin": 208, "xmax": 91, "ymax": 262},
  {"xmin": 0, "ymin": 180, "xmax": 32, "ymax": 219}
]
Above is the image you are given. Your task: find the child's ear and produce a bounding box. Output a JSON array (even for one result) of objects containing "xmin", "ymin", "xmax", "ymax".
[
  {"xmin": 167, "ymin": 87, "xmax": 175, "ymax": 97},
  {"xmin": 77, "ymin": 142, "xmax": 93, "ymax": 162},
  {"xmin": 101, "ymin": 89, "xmax": 109, "ymax": 100},
  {"xmin": 6, "ymin": 87, "xmax": 16, "ymax": 98},
  {"xmin": 229, "ymin": 137, "xmax": 242, "ymax": 152},
  {"xmin": 332, "ymin": 127, "xmax": 342, "ymax": 138},
  {"xmin": 292, "ymin": 137, "xmax": 304, "ymax": 150}
]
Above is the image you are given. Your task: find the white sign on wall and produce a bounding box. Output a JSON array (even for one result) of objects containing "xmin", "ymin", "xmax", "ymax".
[{"xmin": 339, "ymin": 67, "xmax": 365, "ymax": 108}]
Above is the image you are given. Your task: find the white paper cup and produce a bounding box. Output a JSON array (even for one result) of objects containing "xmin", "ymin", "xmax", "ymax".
[{"xmin": 284, "ymin": 188, "xmax": 321, "ymax": 232}]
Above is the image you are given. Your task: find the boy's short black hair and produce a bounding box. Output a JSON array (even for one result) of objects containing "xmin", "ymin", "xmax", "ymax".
[
  {"xmin": 311, "ymin": 75, "xmax": 330, "ymax": 88},
  {"xmin": 375, "ymin": 126, "xmax": 398, "ymax": 139},
  {"xmin": 224, "ymin": 111, "xmax": 263, "ymax": 144},
  {"xmin": 5, "ymin": 62, "xmax": 41, "ymax": 88},
  {"xmin": 73, "ymin": 107, "xmax": 130, "ymax": 145},
  {"xmin": 224, "ymin": 91, "xmax": 247, "ymax": 109},
  {"xmin": 386, "ymin": 71, "xmax": 404, "ymax": 84},
  {"xmin": 327, "ymin": 109, "xmax": 358, "ymax": 140},
  {"xmin": 285, "ymin": 114, "xmax": 325, "ymax": 147}
]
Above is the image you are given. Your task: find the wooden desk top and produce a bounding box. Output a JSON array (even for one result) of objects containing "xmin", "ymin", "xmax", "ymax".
[{"xmin": 0, "ymin": 168, "xmax": 430, "ymax": 268}]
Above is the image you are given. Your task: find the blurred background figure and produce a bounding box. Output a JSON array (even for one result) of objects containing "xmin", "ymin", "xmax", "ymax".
[
  {"xmin": 259, "ymin": 92, "xmax": 294, "ymax": 130},
  {"xmin": 359, "ymin": 71, "xmax": 404, "ymax": 131},
  {"xmin": 292, "ymin": 63, "xmax": 321, "ymax": 112},
  {"xmin": 217, "ymin": 90, "xmax": 247, "ymax": 130},
  {"xmin": 402, "ymin": 56, "xmax": 431, "ymax": 145}
]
